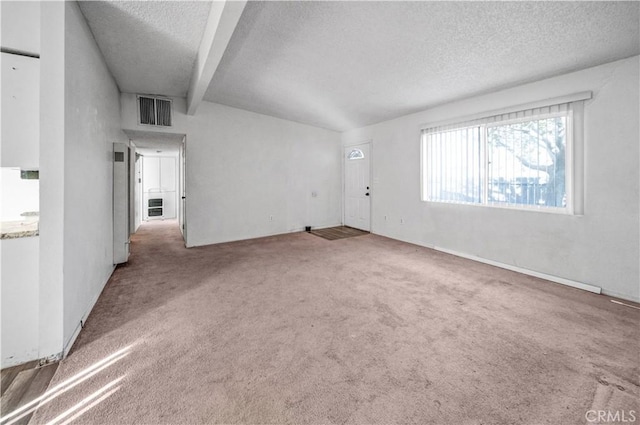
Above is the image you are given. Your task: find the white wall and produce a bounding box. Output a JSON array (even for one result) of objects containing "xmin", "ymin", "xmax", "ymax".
[
  {"xmin": 186, "ymin": 102, "xmax": 342, "ymax": 247},
  {"xmin": 61, "ymin": 1, "xmax": 128, "ymax": 352},
  {"xmin": 1, "ymin": 237, "xmax": 39, "ymax": 367},
  {"xmin": 342, "ymin": 56, "xmax": 640, "ymax": 302},
  {"xmin": 39, "ymin": 1, "xmax": 65, "ymax": 361},
  {"xmin": 121, "ymin": 95, "xmax": 342, "ymax": 247},
  {"xmin": 1, "ymin": 53, "xmax": 39, "ymax": 169},
  {"xmin": 0, "ymin": 1, "xmax": 40, "ymax": 55},
  {"xmin": 0, "ymin": 1, "xmax": 42, "ymax": 367}
]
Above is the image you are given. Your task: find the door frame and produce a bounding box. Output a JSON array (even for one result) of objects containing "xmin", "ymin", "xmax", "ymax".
[
  {"xmin": 130, "ymin": 132, "xmax": 188, "ymax": 246},
  {"xmin": 179, "ymin": 136, "xmax": 187, "ymax": 246},
  {"xmin": 342, "ymin": 140, "xmax": 373, "ymax": 231}
]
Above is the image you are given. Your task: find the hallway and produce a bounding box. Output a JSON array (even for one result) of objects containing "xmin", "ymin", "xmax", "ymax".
[{"xmin": 24, "ymin": 221, "xmax": 640, "ymax": 424}]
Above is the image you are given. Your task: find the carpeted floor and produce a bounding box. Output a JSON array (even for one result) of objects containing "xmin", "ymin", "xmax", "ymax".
[{"xmin": 30, "ymin": 220, "xmax": 639, "ymax": 424}]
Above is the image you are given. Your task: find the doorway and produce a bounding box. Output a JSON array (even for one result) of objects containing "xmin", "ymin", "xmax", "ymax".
[
  {"xmin": 141, "ymin": 154, "xmax": 178, "ymax": 221},
  {"xmin": 344, "ymin": 142, "xmax": 371, "ymax": 231},
  {"xmin": 125, "ymin": 131, "xmax": 187, "ymax": 246}
]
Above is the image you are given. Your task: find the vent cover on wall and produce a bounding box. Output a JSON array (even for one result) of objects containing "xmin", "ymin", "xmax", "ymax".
[{"xmin": 138, "ymin": 95, "xmax": 172, "ymax": 127}]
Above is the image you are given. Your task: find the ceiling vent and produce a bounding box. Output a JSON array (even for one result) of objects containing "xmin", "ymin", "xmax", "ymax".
[{"xmin": 137, "ymin": 95, "xmax": 172, "ymax": 127}]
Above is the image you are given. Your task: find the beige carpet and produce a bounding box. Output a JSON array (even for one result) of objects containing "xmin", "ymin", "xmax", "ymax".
[{"xmin": 30, "ymin": 220, "xmax": 639, "ymax": 424}]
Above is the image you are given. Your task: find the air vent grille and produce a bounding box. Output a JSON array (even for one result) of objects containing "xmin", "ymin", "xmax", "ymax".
[
  {"xmin": 138, "ymin": 95, "xmax": 172, "ymax": 127},
  {"xmin": 156, "ymin": 98, "xmax": 172, "ymax": 126}
]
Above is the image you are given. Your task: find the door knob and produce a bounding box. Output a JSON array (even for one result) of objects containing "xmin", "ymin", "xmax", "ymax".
[{"xmin": 365, "ymin": 193, "xmax": 370, "ymax": 196}]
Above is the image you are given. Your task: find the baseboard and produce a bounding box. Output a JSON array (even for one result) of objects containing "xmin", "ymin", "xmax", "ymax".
[
  {"xmin": 40, "ymin": 352, "xmax": 63, "ymax": 366},
  {"xmin": 432, "ymin": 245, "xmax": 602, "ymax": 295},
  {"xmin": 601, "ymin": 289, "xmax": 640, "ymax": 304}
]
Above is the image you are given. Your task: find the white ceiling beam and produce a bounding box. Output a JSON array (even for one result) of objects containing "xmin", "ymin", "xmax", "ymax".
[{"xmin": 186, "ymin": 0, "xmax": 247, "ymax": 115}]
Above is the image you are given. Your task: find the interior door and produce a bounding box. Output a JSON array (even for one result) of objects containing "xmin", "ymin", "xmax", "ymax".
[{"xmin": 344, "ymin": 143, "xmax": 371, "ymax": 231}]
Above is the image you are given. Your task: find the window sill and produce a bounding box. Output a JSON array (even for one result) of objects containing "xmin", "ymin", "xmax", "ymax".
[{"xmin": 422, "ymin": 200, "xmax": 580, "ymax": 216}]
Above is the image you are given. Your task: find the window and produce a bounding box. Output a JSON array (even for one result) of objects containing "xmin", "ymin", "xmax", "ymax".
[
  {"xmin": 421, "ymin": 96, "xmax": 587, "ymax": 213},
  {"xmin": 347, "ymin": 148, "xmax": 365, "ymax": 160},
  {"xmin": 487, "ymin": 115, "xmax": 567, "ymax": 208}
]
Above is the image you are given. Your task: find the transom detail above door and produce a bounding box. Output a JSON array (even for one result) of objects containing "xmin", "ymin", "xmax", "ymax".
[{"xmin": 347, "ymin": 148, "xmax": 365, "ymax": 160}]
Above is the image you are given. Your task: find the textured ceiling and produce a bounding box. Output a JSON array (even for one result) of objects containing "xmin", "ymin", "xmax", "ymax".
[
  {"xmin": 78, "ymin": 1, "xmax": 211, "ymax": 97},
  {"xmin": 204, "ymin": 1, "xmax": 640, "ymax": 131}
]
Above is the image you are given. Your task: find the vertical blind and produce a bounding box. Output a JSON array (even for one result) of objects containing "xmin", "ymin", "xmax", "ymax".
[{"xmin": 422, "ymin": 102, "xmax": 573, "ymax": 209}]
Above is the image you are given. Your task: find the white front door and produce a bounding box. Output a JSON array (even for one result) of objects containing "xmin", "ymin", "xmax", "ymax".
[{"xmin": 344, "ymin": 143, "xmax": 371, "ymax": 231}]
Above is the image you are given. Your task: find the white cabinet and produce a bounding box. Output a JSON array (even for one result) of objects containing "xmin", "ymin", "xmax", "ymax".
[
  {"xmin": 160, "ymin": 157, "xmax": 176, "ymax": 192},
  {"xmin": 142, "ymin": 156, "xmax": 161, "ymax": 192}
]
